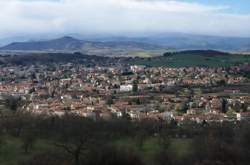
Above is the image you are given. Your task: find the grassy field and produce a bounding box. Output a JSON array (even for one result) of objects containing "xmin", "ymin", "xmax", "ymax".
[
  {"xmin": 0, "ymin": 136, "xmax": 54, "ymax": 165},
  {"xmin": 0, "ymin": 135, "xmax": 192, "ymax": 165},
  {"xmin": 132, "ymin": 49, "xmax": 169, "ymax": 58},
  {"xmin": 130, "ymin": 53, "xmax": 250, "ymax": 67},
  {"xmin": 115, "ymin": 137, "xmax": 192, "ymax": 165}
]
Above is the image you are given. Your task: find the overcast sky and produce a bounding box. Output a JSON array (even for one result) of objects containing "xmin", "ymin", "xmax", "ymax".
[{"xmin": 0, "ymin": 0, "xmax": 250, "ymax": 39}]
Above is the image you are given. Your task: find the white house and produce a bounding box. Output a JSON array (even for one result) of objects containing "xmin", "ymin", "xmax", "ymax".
[{"xmin": 120, "ymin": 85, "xmax": 133, "ymax": 92}]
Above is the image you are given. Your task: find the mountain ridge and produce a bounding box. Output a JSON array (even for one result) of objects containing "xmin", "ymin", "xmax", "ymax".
[
  {"xmin": 0, "ymin": 36, "xmax": 164, "ymax": 57},
  {"xmin": 1, "ymin": 33, "xmax": 250, "ymax": 55}
]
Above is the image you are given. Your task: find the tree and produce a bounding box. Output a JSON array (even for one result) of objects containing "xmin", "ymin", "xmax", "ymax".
[
  {"xmin": 158, "ymin": 132, "xmax": 170, "ymax": 151},
  {"xmin": 175, "ymin": 102, "xmax": 188, "ymax": 114},
  {"xmin": 134, "ymin": 120, "xmax": 150, "ymax": 150},
  {"xmin": 154, "ymin": 129, "xmax": 172, "ymax": 165},
  {"xmin": 5, "ymin": 96, "xmax": 22, "ymax": 112},
  {"xmin": 20, "ymin": 152, "xmax": 70, "ymax": 165},
  {"xmin": 217, "ymin": 79, "xmax": 226, "ymax": 86},
  {"xmin": 135, "ymin": 98, "xmax": 141, "ymax": 105},
  {"xmin": 157, "ymin": 105, "xmax": 166, "ymax": 113},
  {"xmin": 51, "ymin": 116, "xmax": 110, "ymax": 165},
  {"xmin": 226, "ymin": 107, "xmax": 236, "ymax": 118},
  {"xmin": 241, "ymin": 103, "xmax": 248, "ymax": 112},
  {"xmin": 86, "ymin": 146, "xmax": 144, "ymax": 165},
  {"xmin": 154, "ymin": 149, "xmax": 172, "ymax": 165},
  {"xmin": 106, "ymin": 96, "xmax": 114, "ymax": 106},
  {"xmin": 221, "ymin": 98, "xmax": 228, "ymax": 113},
  {"xmin": 21, "ymin": 130, "xmax": 37, "ymax": 154},
  {"xmin": 191, "ymin": 126, "xmax": 238, "ymax": 165},
  {"xmin": 135, "ymin": 129, "xmax": 147, "ymax": 150},
  {"xmin": 132, "ymin": 82, "xmax": 138, "ymax": 93},
  {"xmin": 0, "ymin": 132, "xmax": 6, "ymax": 155}
]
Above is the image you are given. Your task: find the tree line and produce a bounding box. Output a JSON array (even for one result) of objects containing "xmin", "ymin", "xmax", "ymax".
[{"xmin": 0, "ymin": 112, "xmax": 249, "ymax": 165}]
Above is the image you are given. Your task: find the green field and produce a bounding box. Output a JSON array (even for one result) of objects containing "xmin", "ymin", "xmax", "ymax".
[
  {"xmin": 0, "ymin": 135, "xmax": 191, "ymax": 165},
  {"xmin": 0, "ymin": 136, "xmax": 54, "ymax": 165},
  {"xmin": 131, "ymin": 49, "xmax": 169, "ymax": 58},
  {"xmin": 130, "ymin": 53, "xmax": 250, "ymax": 67},
  {"xmin": 112, "ymin": 137, "xmax": 191, "ymax": 165}
]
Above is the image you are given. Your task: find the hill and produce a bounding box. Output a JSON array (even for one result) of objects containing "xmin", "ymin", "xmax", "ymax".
[
  {"xmin": 1, "ymin": 36, "xmax": 83, "ymax": 51},
  {"xmin": 163, "ymin": 50, "xmax": 229, "ymax": 57},
  {"xmin": 91, "ymin": 33, "xmax": 250, "ymax": 52},
  {"xmin": 130, "ymin": 50, "xmax": 250, "ymax": 67},
  {"xmin": 149, "ymin": 33, "xmax": 250, "ymax": 51},
  {"xmin": 1, "ymin": 33, "xmax": 250, "ymax": 56},
  {"xmin": 0, "ymin": 36, "xmax": 165, "ymax": 57},
  {"xmin": 1, "ymin": 50, "xmax": 250, "ymax": 68},
  {"xmin": 0, "ymin": 52, "xmax": 118, "ymax": 66}
]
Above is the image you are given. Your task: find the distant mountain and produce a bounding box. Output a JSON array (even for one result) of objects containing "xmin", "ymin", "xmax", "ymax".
[
  {"xmin": 150, "ymin": 34, "xmax": 250, "ymax": 51},
  {"xmin": 1, "ymin": 33, "xmax": 250, "ymax": 56},
  {"xmin": 89, "ymin": 33, "xmax": 250, "ymax": 52},
  {"xmin": 0, "ymin": 36, "xmax": 163, "ymax": 56},
  {"xmin": 0, "ymin": 36, "xmax": 31, "ymax": 47},
  {"xmin": 0, "ymin": 36, "xmax": 84, "ymax": 51}
]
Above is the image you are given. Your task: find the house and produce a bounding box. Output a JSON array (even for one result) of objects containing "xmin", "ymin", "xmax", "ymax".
[
  {"xmin": 0, "ymin": 94, "xmax": 6, "ymax": 110},
  {"xmin": 130, "ymin": 65, "xmax": 146, "ymax": 72},
  {"xmin": 209, "ymin": 97, "xmax": 222, "ymax": 114},
  {"xmin": 162, "ymin": 111, "xmax": 174, "ymax": 121},
  {"xmin": 237, "ymin": 112, "xmax": 250, "ymax": 121},
  {"xmin": 120, "ymin": 85, "xmax": 133, "ymax": 92}
]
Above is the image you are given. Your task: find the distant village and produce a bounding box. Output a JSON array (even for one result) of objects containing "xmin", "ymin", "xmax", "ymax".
[{"xmin": 1, "ymin": 62, "xmax": 250, "ymax": 123}]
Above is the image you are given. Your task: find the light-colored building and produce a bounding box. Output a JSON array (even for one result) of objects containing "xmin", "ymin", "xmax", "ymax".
[{"xmin": 120, "ymin": 85, "xmax": 133, "ymax": 92}]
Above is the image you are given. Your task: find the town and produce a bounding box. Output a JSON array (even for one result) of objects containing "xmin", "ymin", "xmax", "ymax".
[
  {"xmin": 1, "ymin": 59, "xmax": 250, "ymax": 123},
  {"xmin": 1, "ymin": 0, "xmax": 250, "ymax": 164}
]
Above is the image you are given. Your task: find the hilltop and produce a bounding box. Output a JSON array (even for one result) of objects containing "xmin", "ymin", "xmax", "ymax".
[
  {"xmin": 0, "ymin": 36, "xmax": 165, "ymax": 57},
  {"xmin": 163, "ymin": 50, "xmax": 230, "ymax": 57},
  {"xmin": 130, "ymin": 50, "xmax": 250, "ymax": 67},
  {"xmin": 83, "ymin": 33, "xmax": 250, "ymax": 52},
  {"xmin": 1, "ymin": 33, "xmax": 250, "ymax": 57}
]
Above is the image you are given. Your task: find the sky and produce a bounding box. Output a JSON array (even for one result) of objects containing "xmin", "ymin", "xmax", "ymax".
[{"xmin": 0, "ymin": 0, "xmax": 250, "ymax": 39}]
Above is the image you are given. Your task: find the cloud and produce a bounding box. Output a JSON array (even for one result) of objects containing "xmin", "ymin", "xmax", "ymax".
[
  {"xmin": 0, "ymin": 0, "xmax": 250, "ymax": 38},
  {"xmin": 114, "ymin": 0, "xmax": 228, "ymax": 12}
]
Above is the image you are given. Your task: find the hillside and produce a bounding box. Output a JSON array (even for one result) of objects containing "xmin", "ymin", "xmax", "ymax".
[
  {"xmin": 92, "ymin": 33, "xmax": 250, "ymax": 51},
  {"xmin": 1, "ymin": 36, "xmax": 83, "ymax": 51},
  {"xmin": 130, "ymin": 50, "xmax": 250, "ymax": 67},
  {"xmin": 1, "ymin": 50, "xmax": 248, "ymax": 68},
  {"xmin": 0, "ymin": 52, "xmax": 119, "ymax": 66},
  {"xmin": 149, "ymin": 34, "xmax": 250, "ymax": 51},
  {"xmin": 1, "ymin": 33, "xmax": 250, "ymax": 56},
  {"xmin": 0, "ymin": 36, "xmax": 165, "ymax": 57},
  {"xmin": 163, "ymin": 50, "xmax": 230, "ymax": 57}
]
